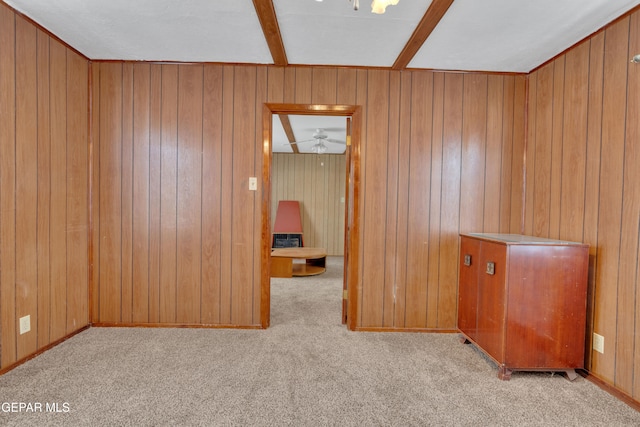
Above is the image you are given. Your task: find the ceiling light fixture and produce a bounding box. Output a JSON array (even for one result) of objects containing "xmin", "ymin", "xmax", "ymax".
[
  {"xmin": 311, "ymin": 141, "xmax": 328, "ymax": 154},
  {"xmin": 632, "ymin": 54, "xmax": 640, "ymax": 64},
  {"xmin": 371, "ymin": 0, "xmax": 399, "ymax": 14},
  {"xmin": 349, "ymin": 0, "xmax": 398, "ymax": 13}
]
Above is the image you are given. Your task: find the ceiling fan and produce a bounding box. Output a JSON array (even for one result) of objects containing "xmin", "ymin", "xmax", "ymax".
[{"xmin": 284, "ymin": 129, "xmax": 346, "ymax": 154}]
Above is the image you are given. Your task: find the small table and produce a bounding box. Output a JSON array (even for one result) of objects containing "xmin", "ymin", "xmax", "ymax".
[{"xmin": 270, "ymin": 247, "xmax": 327, "ymax": 278}]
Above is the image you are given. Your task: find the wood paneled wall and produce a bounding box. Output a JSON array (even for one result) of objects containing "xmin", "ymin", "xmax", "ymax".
[
  {"xmin": 0, "ymin": 4, "xmax": 89, "ymax": 369},
  {"xmin": 272, "ymin": 153, "xmax": 346, "ymax": 255},
  {"xmin": 92, "ymin": 64, "xmax": 526, "ymax": 330},
  {"xmin": 91, "ymin": 63, "xmax": 264, "ymax": 326},
  {"xmin": 3, "ymin": 0, "xmax": 640, "ymax": 408},
  {"xmin": 357, "ymin": 71, "xmax": 526, "ymax": 329},
  {"xmin": 526, "ymin": 10, "xmax": 640, "ymax": 402}
]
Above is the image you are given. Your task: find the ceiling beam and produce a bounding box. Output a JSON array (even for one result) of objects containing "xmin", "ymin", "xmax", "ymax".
[
  {"xmin": 279, "ymin": 114, "xmax": 299, "ymax": 154},
  {"xmin": 252, "ymin": 0, "xmax": 288, "ymax": 66},
  {"xmin": 391, "ymin": 0, "xmax": 454, "ymax": 70}
]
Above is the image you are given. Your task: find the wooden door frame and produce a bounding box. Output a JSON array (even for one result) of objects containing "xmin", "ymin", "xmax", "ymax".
[{"xmin": 260, "ymin": 103, "xmax": 361, "ymax": 330}]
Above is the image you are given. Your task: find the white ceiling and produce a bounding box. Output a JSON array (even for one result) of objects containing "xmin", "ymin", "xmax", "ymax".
[
  {"xmin": 4, "ymin": 0, "xmax": 640, "ymax": 153},
  {"xmin": 273, "ymin": 115, "xmax": 347, "ymax": 154},
  {"xmin": 5, "ymin": 0, "xmax": 640, "ymax": 72}
]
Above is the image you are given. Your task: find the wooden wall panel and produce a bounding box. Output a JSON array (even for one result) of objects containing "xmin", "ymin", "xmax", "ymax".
[
  {"xmin": 594, "ymin": 16, "xmax": 628, "ymax": 386},
  {"xmin": 510, "ymin": 76, "xmax": 526, "ymax": 234},
  {"xmin": 583, "ymin": 31, "xmax": 605, "ymax": 372},
  {"xmin": 549, "ymin": 57, "xmax": 565, "ymax": 240},
  {"xmin": 219, "ymin": 65, "xmax": 234, "ymax": 324},
  {"xmin": 201, "ymin": 65, "xmax": 224, "ymax": 324},
  {"xmin": 459, "ymin": 74, "xmax": 487, "ymax": 234},
  {"xmin": 92, "ymin": 64, "xmax": 524, "ymax": 334},
  {"xmin": 383, "ymin": 71, "xmax": 402, "ymax": 328},
  {"xmin": 0, "ymin": 5, "xmax": 89, "ymax": 368},
  {"xmin": 361, "ymin": 70, "xmax": 390, "ymax": 327},
  {"xmin": 121, "ymin": 63, "xmax": 133, "ymax": 323},
  {"xmin": 484, "ymin": 75, "xmax": 504, "ymax": 233},
  {"xmin": 437, "ymin": 73, "xmax": 463, "ymax": 329},
  {"xmin": 132, "ymin": 63, "xmax": 151, "ymax": 323},
  {"xmin": 49, "ymin": 39, "xmax": 69, "ymax": 341},
  {"xmin": 176, "ymin": 65, "xmax": 203, "ymax": 324},
  {"xmin": 531, "ymin": 63, "xmax": 553, "ymax": 238},
  {"xmin": 271, "ymin": 154, "xmax": 346, "ymax": 256},
  {"xmin": 159, "ymin": 65, "xmax": 179, "ymax": 323},
  {"xmin": 66, "ymin": 51, "xmax": 89, "ymax": 332},
  {"xmin": 1, "ymin": 5, "xmax": 18, "ymax": 365},
  {"xmin": 427, "ymin": 73, "xmax": 444, "ymax": 328},
  {"xmin": 525, "ymin": 9, "xmax": 640, "ymax": 404},
  {"xmin": 499, "ymin": 76, "xmax": 515, "ymax": 233},
  {"xmin": 36, "ymin": 29, "xmax": 51, "ymax": 347},
  {"xmin": 231, "ymin": 66, "xmax": 257, "ymax": 326},
  {"xmin": 98, "ymin": 62, "xmax": 123, "ymax": 323},
  {"xmin": 617, "ymin": 10, "xmax": 640, "ymax": 397},
  {"xmin": 91, "ymin": 64, "xmax": 100, "ymax": 324},
  {"xmin": 405, "ymin": 71, "xmax": 433, "ymax": 328},
  {"xmin": 393, "ymin": 72, "xmax": 413, "ymax": 328},
  {"xmin": 14, "ymin": 16, "xmax": 38, "ymax": 360},
  {"xmin": 148, "ymin": 64, "xmax": 162, "ymax": 323},
  {"xmin": 253, "ymin": 67, "xmax": 268, "ymax": 325},
  {"xmin": 628, "ymin": 11, "xmax": 640, "ymax": 401}
]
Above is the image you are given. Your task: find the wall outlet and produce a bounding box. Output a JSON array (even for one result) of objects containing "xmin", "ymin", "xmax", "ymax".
[
  {"xmin": 19, "ymin": 315, "xmax": 31, "ymax": 335},
  {"xmin": 249, "ymin": 177, "xmax": 257, "ymax": 191},
  {"xmin": 593, "ymin": 332, "xmax": 604, "ymax": 354}
]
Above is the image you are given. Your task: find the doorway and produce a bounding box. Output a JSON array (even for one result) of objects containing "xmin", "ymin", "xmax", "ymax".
[{"xmin": 260, "ymin": 103, "xmax": 361, "ymax": 330}]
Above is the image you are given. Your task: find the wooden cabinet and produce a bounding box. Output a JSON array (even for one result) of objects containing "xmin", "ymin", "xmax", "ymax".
[{"xmin": 458, "ymin": 233, "xmax": 589, "ymax": 380}]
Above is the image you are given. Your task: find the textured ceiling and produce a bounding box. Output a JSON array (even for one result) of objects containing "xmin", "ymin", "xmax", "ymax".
[
  {"xmin": 4, "ymin": 0, "xmax": 640, "ymax": 154},
  {"xmin": 5, "ymin": 0, "xmax": 640, "ymax": 72}
]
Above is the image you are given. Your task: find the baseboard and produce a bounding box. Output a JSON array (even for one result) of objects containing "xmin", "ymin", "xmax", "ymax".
[
  {"xmin": 0, "ymin": 325, "xmax": 90, "ymax": 376},
  {"xmin": 578, "ymin": 369, "xmax": 640, "ymax": 412},
  {"xmin": 353, "ymin": 327, "xmax": 458, "ymax": 333},
  {"xmin": 91, "ymin": 322, "xmax": 263, "ymax": 330}
]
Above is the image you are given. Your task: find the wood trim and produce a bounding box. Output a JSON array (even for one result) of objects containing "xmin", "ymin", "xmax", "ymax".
[
  {"xmin": 346, "ymin": 106, "xmax": 361, "ymax": 331},
  {"xmin": 578, "ymin": 370, "xmax": 640, "ymax": 411},
  {"xmin": 355, "ymin": 327, "xmax": 458, "ymax": 333},
  {"xmin": 252, "ymin": 0, "xmax": 288, "ymax": 66},
  {"xmin": 521, "ymin": 75, "xmax": 529, "ymax": 234},
  {"xmin": 0, "ymin": 326, "xmax": 89, "ymax": 376},
  {"xmin": 87, "ymin": 61, "xmax": 94, "ymax": 324},
  {"xmin": 392, "ymin": 0, "xmax": 454, "ymax": 70},
  {"xmin": 262, "ymin": 103, "xmax": 361, "ymax": 330},
  {"xmin": 92, "ymin": 323, "xmax": 262, "ymax": 329},
  {"xmin": 278, "ymin": 114, "xmax": 299, "ymax": 154},
  {"xmin": 261, "ymin": 105, "xmax": 273, "ymax": 328}
]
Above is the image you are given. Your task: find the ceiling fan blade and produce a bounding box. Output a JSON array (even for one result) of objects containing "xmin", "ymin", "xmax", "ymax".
[
  {"xmin": 326, "ymin": 138, "xmax": 346, "ymax": 145},
  {"xmin": 303, "ymin": 127, "xmax": 345, "ymax": 132},
  {"xmin": 281, "ymin": 139, "xmax": 314, "ymax": 146}
]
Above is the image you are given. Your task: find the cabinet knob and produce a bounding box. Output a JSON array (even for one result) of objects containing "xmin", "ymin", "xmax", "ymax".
[{"xmin": 486, "ymin": 262, "xmax": 495, "ymax": 275}]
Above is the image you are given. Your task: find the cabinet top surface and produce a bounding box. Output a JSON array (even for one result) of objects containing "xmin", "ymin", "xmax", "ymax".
[{"xmin": 461, "ymin": 233, "xmax": 588, "ymax": 247}]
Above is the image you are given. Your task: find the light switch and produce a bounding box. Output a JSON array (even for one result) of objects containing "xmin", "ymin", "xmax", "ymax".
[{"xmin": 249, "ymin": 177, "xmax": 257, "ymax": 191}]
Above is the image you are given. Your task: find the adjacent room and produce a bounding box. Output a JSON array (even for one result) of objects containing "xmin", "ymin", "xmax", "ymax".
[{"xmin": 1, "ymin": 0, "xmax": 640, "ymax": 423}]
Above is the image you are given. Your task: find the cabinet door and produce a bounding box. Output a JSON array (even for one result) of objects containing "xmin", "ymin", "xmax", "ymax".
[
  {"xmin": 476, "ymin": 242, "xmax": 507, "ymax": 363},
  {"xmin": 458, "ymin": 237, "xmax": 481, "ymax": 340}
]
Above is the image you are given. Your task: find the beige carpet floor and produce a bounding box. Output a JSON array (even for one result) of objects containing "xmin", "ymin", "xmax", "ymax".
[{"xmin": 0, "ymin": 256, "xmax": 638, "ymax": 426}]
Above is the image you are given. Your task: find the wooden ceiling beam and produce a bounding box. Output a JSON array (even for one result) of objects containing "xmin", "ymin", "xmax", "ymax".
[
  {"xmin": 391, "ymin": 0, "xmax": 454, "ymax": 70},
  {"xmin": 279, "ymin": 114, "xmax": 299, "ymax": 154},
  {"xmin": 252, "ymin": 0, "xmax": 288, "ymax": 66}
]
